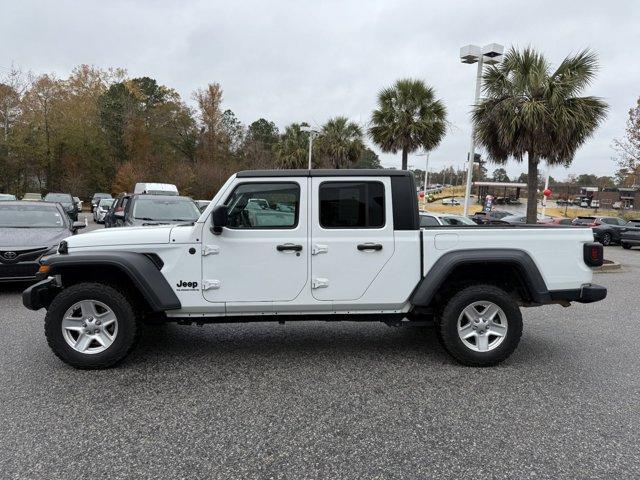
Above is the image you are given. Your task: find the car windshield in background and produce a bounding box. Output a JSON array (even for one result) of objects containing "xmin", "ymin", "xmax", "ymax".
[
  {"xmin": 0, "ymin": 204, "xmax": 66, "ymax": 228},
  {"xmin": 99, "ymin": 198, "xmax": 115, "ymax": 208},
  {"xmin": 44, "ymin": 193, "xmax": 73, "ymax": 204},
  {"xmin": 441, "ymin": 215, "xmax": 476, "ymax": 226},
  {"xmin": 132, "ymin": 197, "xmax": 200, "ymax": 221}
]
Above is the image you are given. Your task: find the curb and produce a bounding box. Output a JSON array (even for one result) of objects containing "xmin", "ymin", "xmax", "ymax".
[{"xmin": 593, "ymin": 260, "xmax": 622, "ymax": 273}]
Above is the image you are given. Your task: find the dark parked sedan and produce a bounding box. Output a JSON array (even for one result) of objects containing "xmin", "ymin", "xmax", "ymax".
[
  {"xmin": 44, "ymin": 192, "xmax": 79, "ymax": 221},
  {"xmin": 112, "ymin": 194, "xmax": 200, "ymax": 227},
  {"xmin": 0, "ymin": 201, "xmax": 85, "ymax": 282},
  {"xmin": 571, "ymin": 216, "xmax": 628, "ymax": 246},
  {"xmin": 469, "ymin": 210, "xmax": 511, "ymax": 224},
  {"xmin": 620, "ymin": 220, "xmax": 640, "ymax": 250}
]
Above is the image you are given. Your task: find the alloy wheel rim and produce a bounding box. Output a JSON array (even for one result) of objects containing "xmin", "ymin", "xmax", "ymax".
[
  {"xmin": 61, "ymin": 300, "xmax": 118, "ymax": 354},
  {"xmin": 457, "ymin": 301, "xmax": 508, "ymax": 353}
]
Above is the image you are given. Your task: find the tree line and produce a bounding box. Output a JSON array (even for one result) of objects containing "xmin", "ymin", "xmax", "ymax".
[{"xmin": 0, "ymin": 65, "xmax": 383, "ymax": 200}]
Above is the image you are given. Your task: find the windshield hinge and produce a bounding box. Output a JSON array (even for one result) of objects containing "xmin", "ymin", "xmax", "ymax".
[
  {"xmin": 311, "ymin": 244, "xmax": 328, "ymax": 255},
  {"xmin": 312, "ymin": 278, "xmax": 329, "ymax": 289},
  {"xmin": 202, "ymin": 245, "xmax": 220, "ymax": 256},
  {"xmin": 203, "ymin": 279, "xmax": 221, "ymax": 291}
]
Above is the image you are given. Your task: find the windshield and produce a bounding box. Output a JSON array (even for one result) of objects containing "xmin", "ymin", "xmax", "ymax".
[
  {"xmin": 0, "ymin": 204, "xmax": 67, "ymax": 228},
  {"xmin": 132, "ymin": 196, "xmax": 200, "ymax": 221},
  {"xmin": 99, "ymin": 198, "xmax": 115, "ymax": 208},
  {"xmin": 441, "ymin": 215, "xmax": 476, "ymax": 226},
  {"xmin": 44, "ymin": 193, "xmax": 73, "ymax": 204}
]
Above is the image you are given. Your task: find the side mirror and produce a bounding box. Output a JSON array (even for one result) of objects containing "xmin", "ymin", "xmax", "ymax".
[
  {"xmin": 72, "ymin": 221, "xmax": 86, "ymax": 232},
  {"xmin": 211, "ymin": 205, "xmax": 228, "ymax": 235}
]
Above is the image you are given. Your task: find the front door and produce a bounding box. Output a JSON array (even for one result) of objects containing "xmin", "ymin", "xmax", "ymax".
[
  {"xmin": 201, "ymin": 179, "xmax": 308, "ymax": 304},
  {"xmin": 310, "ymin": 177, "xmax": 394, "ymax": 301}
]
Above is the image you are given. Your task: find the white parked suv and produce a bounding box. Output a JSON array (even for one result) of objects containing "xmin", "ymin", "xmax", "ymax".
[{"xmin": 23, "ymin": 169, "xmax": 606, "ymax": 369}]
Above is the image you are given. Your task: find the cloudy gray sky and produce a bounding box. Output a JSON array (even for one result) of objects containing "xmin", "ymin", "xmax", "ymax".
[{"xmin": 2, "ymin": 0, "xmax": 638, "ymax": 180}]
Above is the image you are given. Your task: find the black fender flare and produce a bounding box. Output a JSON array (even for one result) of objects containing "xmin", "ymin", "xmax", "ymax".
[
  {"xmin": 411, "ymin": 249, "xmax": 551, "ymax": 307},
  {"xmin": 31, "ymin": 251, "xmax": 181, "ymax": 311}
]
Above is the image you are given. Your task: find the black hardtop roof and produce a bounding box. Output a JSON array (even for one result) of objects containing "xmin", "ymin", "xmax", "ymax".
[{"xmin": 236, "ymin": 169, "xmax": 412, "ymax": 178}]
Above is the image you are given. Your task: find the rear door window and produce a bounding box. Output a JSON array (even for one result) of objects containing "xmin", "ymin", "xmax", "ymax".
[{"xmin": 319, "ymin": 182, "xmax": 385, "ymax": 229}]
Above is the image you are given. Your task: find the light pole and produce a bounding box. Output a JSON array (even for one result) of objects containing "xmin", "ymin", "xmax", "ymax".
[
  {"xmin": 300, "ymin": 126, "xmax": 319, "ymax": 169},
  {"xmin": 416, "ymin": 152, "xmax": 430, "ymax": 208},
  {"xmin": 417, "ymin": 151, "xmax": 430, "ymax": 193},
  {"xmin": 460, "ymin": 43, "xmax": 504, "ymax": 215}
]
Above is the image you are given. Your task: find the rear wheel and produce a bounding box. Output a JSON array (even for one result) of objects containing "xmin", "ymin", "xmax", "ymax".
[
  {"xmin": 438, "ymin": 285, "xmax": 522, "ymax": 367},
  {"xmin": 45, "ymin": 282, "xmax": 140, "ymax": 369},
  {"xmin": 601, "ymin": 232, "xmax": 612, "ymax": 246}
]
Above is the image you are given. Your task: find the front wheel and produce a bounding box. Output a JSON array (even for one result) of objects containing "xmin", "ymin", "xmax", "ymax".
[
  {"xmin": 622, "ymin": 242, "xmax": 632, "ymax": 250},
  {"xmin": 45, "ymin": 282, "xmax": 140, "ymax": 369},
  {"xmin": 438, "ymin": 285, "xmax": 523, "ymax": 367}
]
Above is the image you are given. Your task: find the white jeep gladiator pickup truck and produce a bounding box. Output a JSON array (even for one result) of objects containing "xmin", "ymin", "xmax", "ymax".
[{"xmin": 23, "ymin": 169, "xmax": 607, "ymax": 369}]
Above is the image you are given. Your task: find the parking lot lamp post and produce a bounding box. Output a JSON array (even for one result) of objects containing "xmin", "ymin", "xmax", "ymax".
[
  {"xmin": 460, "ymin": 43, "xmax": 504, "ymax": 216},
  {"xmin": 542, "ymin": 169, "xmax": 550, "ymax": 217},
  {"xmin": 300, "ymin": 126, "xmax": 319, "ymax": 169}
]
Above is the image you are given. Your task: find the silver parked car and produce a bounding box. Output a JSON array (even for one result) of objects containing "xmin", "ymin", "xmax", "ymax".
[{"xmin": 93, "ymin": 198, "xmax": 115, "ymax": 223}]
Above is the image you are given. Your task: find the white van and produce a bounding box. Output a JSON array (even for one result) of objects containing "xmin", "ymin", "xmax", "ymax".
[{"xmin": 133, "ymin": 183, "xmax": 179, "ymax": 196}]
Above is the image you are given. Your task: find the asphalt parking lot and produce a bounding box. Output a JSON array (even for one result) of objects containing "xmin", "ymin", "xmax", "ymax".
[{"xmin": 1, "ymin": 217, "xmax": 639, "ymax": 479}]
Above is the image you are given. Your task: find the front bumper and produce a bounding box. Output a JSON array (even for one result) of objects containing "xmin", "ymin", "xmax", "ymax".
[
  {"xmin": 0, "ymin": 262, "xmax": 40, "ymax": 282},
  {"xmin": 22, "ymin": 276, "xmax": 60, "ymax": 310},
  {"xmin": 549, "ymin": 284, "xmax": 607, "ymax": 304}
]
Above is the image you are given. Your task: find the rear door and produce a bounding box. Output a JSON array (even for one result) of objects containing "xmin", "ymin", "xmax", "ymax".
[{"xmin": 310, "ymin": 177, "xmax": 394, "ymax": 301}]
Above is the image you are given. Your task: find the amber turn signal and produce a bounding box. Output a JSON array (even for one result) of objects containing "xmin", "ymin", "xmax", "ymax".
[{"xmin": 38, "ymin": 265, "xmax": 51, "ymax": 274}]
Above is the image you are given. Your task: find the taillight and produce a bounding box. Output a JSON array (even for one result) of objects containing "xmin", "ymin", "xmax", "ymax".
[{"xmin": 583, "ymin": 242, "xmax": 603, "ymax": 267}]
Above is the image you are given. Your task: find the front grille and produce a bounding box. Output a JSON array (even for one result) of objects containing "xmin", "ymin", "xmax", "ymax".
[
  {"xmin": 0, "ymin": 263, "xmax": 39, "ymax": 279},
  {"xmin": 0, "ymin": 247, "xmax": 48, "ymax": 263}
]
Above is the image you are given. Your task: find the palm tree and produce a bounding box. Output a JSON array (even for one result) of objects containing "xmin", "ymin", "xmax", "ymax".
[
  {"xmin": 369, "ymin": 79, "xmax": 447, "ymax": 170},
  {"xmin": 316, "ymin": 116, "xmax": 364, "ymax": 169},
  {"xmin": 273, "ymin": 123, "xmax": 309, "ymax": 169},
  {"xmin": 473, "ymin": 47, "xmax": 608, "ymax": 223}
]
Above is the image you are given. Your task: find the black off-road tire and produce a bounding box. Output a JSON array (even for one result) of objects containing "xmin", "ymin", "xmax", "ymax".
[
  {"xmin": 44, "ymin": 282, "xmax": 140, "ymax": 369},
  {"xmin": 438, "ymin": 284, "xmax": 523, "ymax": 367}
]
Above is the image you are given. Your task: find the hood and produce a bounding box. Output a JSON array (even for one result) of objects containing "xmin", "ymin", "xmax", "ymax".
[
  {"xmin": 0, "ymin": 227, "xmax": 70, "ymax": 249},
  {"xmin": 66, "ymin": 225, "xmax": 174, "ymax": 249}
]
